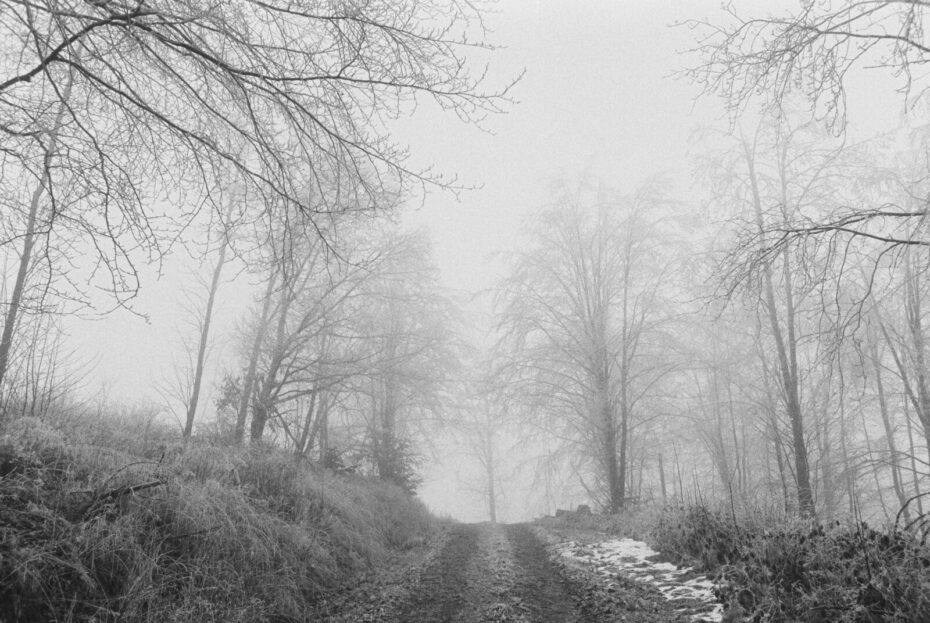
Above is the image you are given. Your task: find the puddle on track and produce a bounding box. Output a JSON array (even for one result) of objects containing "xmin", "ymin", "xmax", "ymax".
[{"xmin": 554, "ymin": 538, "xmax": 723, "ymax": 622}]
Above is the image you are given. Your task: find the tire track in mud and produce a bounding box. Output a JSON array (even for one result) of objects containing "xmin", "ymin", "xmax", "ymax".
[
  {"xmin": 392, "ymin": 523, "xmax": 480, "ymax": 622},
  {"xmin": 504, "ymin": 523, "xmax": 580, "ymax": 622}
]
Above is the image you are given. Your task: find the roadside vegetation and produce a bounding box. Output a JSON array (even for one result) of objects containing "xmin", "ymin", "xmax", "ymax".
[
  {"xmin": 0, "ymin": 406, "xmax": 434, "ymax": 623},
  {"xmin": 655, "ymin": 506, "xmax": 930, "ymax": 622},
  {"xmin": 540, "ymin": 502, "xmax": 930, "ymax": 622}
]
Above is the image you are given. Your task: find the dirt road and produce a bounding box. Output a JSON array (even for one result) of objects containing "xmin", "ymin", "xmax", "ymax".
[{"xmin": 318, "ymin": 523, "xmax": 698, "ymax": 623}]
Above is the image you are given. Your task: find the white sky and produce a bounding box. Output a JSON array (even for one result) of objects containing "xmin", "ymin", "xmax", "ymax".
[
  {"xmin": 58, "ymin": 0, "xmax": 906, "ymax": 521},
  {"xmin": 398, "ymin": 0, "xmax": 727, "ymax": 295}
]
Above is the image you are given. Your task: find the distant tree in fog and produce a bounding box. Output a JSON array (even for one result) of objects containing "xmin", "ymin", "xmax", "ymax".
[
  {"xmin": 495, "ymin": 177, "xmax": 676, "ymax": 514},
  {"xmin": 869, "ymin": 252, "xmax": 930, "ymax": 496},
  {"xmin": 160, "ymin": 201, "xmax": 236, "ymax": 439},
  {"xmin": 680, "ymin": 106, "xmax": 930, "ymax": 521},
  {"xmin": 702, "ymin": 113, "xmax": 869, "ymax": 517},
  {"xmin": 226, "ymin": 220, "xmax": 457, "ymax": 492},
  {"xmin": 350, "ymin": 230, "xmax": 459, "ymax": 491},
  {"xmin": 238, "ymin": 215, "xmax": 375, "ymax": 445},
  {"xmin": 452, "ymin": 351, "xmax": 515, "ymax": 522},
  {"xmin": 0, "ymin": 310, "xmax": 84, "ymax": 421},
  {"xmin": 0, "ymin": 0, "xmax": 513, "ymax": 423}
]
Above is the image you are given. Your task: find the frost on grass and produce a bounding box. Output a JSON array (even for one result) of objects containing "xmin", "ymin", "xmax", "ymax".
[{"xmin": 555, "ymin": 538, "xmax": 723, "ymax": 622}]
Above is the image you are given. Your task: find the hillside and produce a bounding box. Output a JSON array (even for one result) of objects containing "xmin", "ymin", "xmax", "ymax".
[{"xmin": 0, "ymin": 412, "xmax": 435, "ymax": 622}]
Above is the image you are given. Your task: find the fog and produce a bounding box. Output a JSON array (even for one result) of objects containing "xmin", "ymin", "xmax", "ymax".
[{"xmin": 3, "ymin": 0, "xmax": 928, "ymax": 526}]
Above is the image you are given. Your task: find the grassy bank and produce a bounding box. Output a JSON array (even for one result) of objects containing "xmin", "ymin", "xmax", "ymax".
[
  {"xmin": 538, "ymin": 504, "xmax": 930, "ymax": 622},
  {"xmin": 653, "ymin": 505, "xmax": 930, "ymax": 622},
  {"xmin": 0, "ymin": 412, "xmax": 434, "ymax": 622}
]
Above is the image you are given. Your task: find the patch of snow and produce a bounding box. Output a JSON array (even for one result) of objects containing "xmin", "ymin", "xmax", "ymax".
[{"xmin": 554, "ymin": 538, "xmax": 723, "ymax": 622}]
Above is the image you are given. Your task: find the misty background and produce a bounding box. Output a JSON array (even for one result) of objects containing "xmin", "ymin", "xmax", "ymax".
[{"xmin": 4, "ymin": 0, "xmax": 926, "ymax": 525}]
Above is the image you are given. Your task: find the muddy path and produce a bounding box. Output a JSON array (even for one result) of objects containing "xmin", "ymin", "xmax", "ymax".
[
  {"xmin": 318, "ymin": 522, "xmax": 694, "ymax": 623},
  {"xmin": 504, "ymin": 523, "xmax": 579, "ymax": 621},
  {"xmin": 392, "ymin": 524, "xmax": 481, "ymax": 622}
]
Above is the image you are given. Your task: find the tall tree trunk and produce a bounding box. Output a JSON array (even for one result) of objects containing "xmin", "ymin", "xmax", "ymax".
[
  {"xmin": 183, "ymin": 230, "xmax": 229, "ymax": 438},
  {"xmin": 904, "ymin": 398, "xmax": 925, "ymax": 516},
  {"xmin": 817, "ymin": 415, "xmax": 834, "ymax": 521},
  {"xmin": 486, "ymin": 430, "xmax": 497, "ymax": 523},
  {"xmin": 781, "ymin": 250, "xmax": 815, "ymax": 516},
  {"xmin": 658, "ymin": 451, "xmax": 668, "ymax": 502},
  {"xmin": 838, "ymin": 362, "xmax": 858, "ymax": 516},
  {"xmin": 903, "ymin": 254, "xmax": 930, "ymax": 462},
  {"xmin": 726, "ymin": 381, "xmax": 746, "ymax": 499},
  {"xmin": 872, "ymin": 342, "xmax": 910, "ymax": 522},
  {"xmin": 603, "ymin": 372, "xmax": 622, "ymax": 513},
  {"xmin": 295, "ymin": 390, "xmax": 319, "ymax": 456},
  {"xmin": 617, "ymin": 395, "xmax": 630, "ymax": 511},
  {"xmin": 710, "ymin": 368, "xmax": 735, "ymax": 499},
  {"xmin": 250, "ymin": 401, "xmax": 269, "ymax": 443},
  {"xmin": 745, "ymin": 141, "xmax": 815, "ymax": 517},
  {"xmin": 880, "ymin": 310, "xmax": 930, "ymax": 474},
  {"xmin": 774, "ymin": 433, "xmax": 791, "ymax": 515},
  {"xmin": 250, "ymin": 286, "xmax": 291, "ymax": 443},
  {"xmin": 766, "ymin": 406, "xmax": 792, "ymax": 515},
  {"xmin": 861, "ymin": 407, "xmax": 891, "ymax": 522},
  {"xmin": 235, "ymin": 271, "xmax": 278, "ymax": 444},
  {"xmin": 0, "ymin": 76, "xmax": 72, "ymax": 408},
  {"xmin": 636, "ymin": 449, "xmax": 647, "ymax": 499},
  {"xmin": 614, "ymin": 228, "xmax": 639, "ymax": 512},
  {"xmin": 604, "ymin": 417, "xmax": 621, "ymax": 513},
  {"xmin": 319, "ymin": 401, "xmax": 329, "ymax": 464}
]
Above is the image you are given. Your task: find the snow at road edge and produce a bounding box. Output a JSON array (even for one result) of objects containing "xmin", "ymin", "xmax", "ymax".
[{"xmin": 554, "ymin": 538, "xmax": 723, "ymax": 622}]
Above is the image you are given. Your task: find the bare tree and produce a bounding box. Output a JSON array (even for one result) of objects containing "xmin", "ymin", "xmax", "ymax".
[
  {"xmin": 864, "ymin": 321, "xmax": 912, "ymax": 522},
  {"xmin": 0, "ymin": 71, "xmax": 74, "ymax": 397},
  {"xmin": 689, "ymin": 1, "xmax": 930, "ymax": 128},
  {"xmin": 0, "ymin": 309, "xmax": 86, "ymax": 421},
  {"xmin": 183, "ymin": 224, "xmax": 230, "ymax": 439},
  {"xmin": 229, "ymin": 216, "xmax": 457, "ymax": 492},
  {"xmin": 451, "ymin": 349, "xmax": 515, "ymax": 522},
  {"xmin": 702, "ymin": 115, "xmax": 861, "ymax": 516},
  {"xmin": 0, "ymin": 0, "xmax": 515, "ymax": 426},
  {"xmin": 246, "ymin": 225, "xmax": 371, "ymax": 444},
  {"xmin": 351, "ymin": 230, "xmax": 460, "ymax": 491},
  {"xmin": 234, "ymin": 270, "xmax": 278, "ymax": 445},
  {"xmin": 160, "ymin": 212, "xmax": 234, "ymax": 439},
  {"xmin": 876, "ymin": 250, "xmax": 930, "ymax": 466},
  {"xmin": 495, "ymin": 177, "xmax": 675, "ymax": 513}
]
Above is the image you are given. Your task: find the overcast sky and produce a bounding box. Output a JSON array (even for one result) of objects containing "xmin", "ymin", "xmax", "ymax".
[{"xmin": 398, "ymin": 0, "xmax": 727, "ymax": 295}]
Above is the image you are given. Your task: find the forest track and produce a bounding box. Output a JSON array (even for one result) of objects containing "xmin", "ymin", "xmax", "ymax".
[
  {"xmin": 393, "ymin": 524, "xmax": 481, "ymax": 622},
  {"xmin": 319, "ymin": 522, "xmax": 692, "ymax": 622},
  {"xmin": 504, "ymin": 523, "xmax": 579, "ymax": 622}
]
